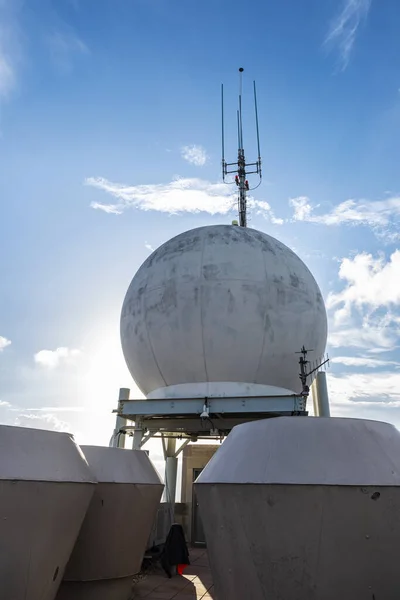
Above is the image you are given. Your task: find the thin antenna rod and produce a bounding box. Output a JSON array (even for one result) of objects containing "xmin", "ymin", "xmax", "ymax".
[
  {"xmin": 254, "ymin": 80, "xmax": 261, "ymax": 160},
  {"xmin": 238, "ymin": 68, "xmax": 244, "ymax": 149},
  {"xmin": 239, "ymin": 95, "xmax": 243, "ymax": 149},
  {"xmin": 221, "ymin": 84, "xmax": 225, "ymax": 169}
]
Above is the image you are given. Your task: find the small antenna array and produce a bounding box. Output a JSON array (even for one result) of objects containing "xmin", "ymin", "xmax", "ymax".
[
  {"xmin": 296, "ymin": 346, "xmax": 330, "ymax": 398},
  {"xmin": 221, "ymin": 68, "xmax": 262, "ymax": 227}
]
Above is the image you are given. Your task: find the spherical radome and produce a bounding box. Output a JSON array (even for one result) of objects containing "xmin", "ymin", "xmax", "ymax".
[{"xmin": 120, "ymin": 225, "xmax": 327, "ymax": 398}]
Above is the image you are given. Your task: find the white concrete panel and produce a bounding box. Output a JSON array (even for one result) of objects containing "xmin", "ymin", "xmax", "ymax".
[
  {"xmin": 121, "ymin": 287, "xmax": 167, "ymax": 393},
  {"xmin": 201, "ymin": 280, "xmax": 266, "ymax": 383},
  {"xmin": 201, "ymin": 226, "xmax": 266, "ymax": 282},
  {"xmin": 145, "ymin": 282, "xmax": 206, "ymax": 386},
  {"xmin": 197, "ymin": 417, "xmax": 400, "ymax": 486},
  {"xmin": 121, "ymin": 225, "xmax": 327, "ymax": 397},
  {"xmin": 196, "ymin": 483, "xmax": 400, "ymax": 600},
  {"xmin": 80, "ymin": 446, "xmax": 162, "ymax": 485},
  {"xmin": 131, "ymin": 229, "xmax": 203, "ymax": 292},
  {"xmin": 0, "ymin": 425, "xmax": 95, "ymax": 483}
]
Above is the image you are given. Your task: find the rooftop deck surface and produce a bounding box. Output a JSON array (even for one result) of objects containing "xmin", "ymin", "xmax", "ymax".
[{"xmin": 132, "ymin": 548, "xmax": 215, "ymax": 599}]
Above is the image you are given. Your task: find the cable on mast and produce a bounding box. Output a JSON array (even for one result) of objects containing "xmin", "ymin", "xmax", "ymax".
[{"xmin": 221, "ymin": 67, "xmax": 262, "ymax": 227}]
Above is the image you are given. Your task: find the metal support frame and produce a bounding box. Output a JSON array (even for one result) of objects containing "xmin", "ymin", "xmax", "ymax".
[
  {"xmin": 159, "ymin": 436, "xmax": 191, "ymax": 520},
  {"xmin": 112, "ymin": 392, "xmax": 309, "ymax": 448},
  {"xmin": 132, "ymin": 417, "xmax": 144, "ymax": 450},
  {"xmin": 175, "ymin": 439, "xmax": 191, "ymax": 456},
  {"xmin": 110, "ymin": 388, "xmax": 130, "ymax": 448},
  {"xmin": 118, "ymin": 394, "xmax": 307, "ymax": 440}
]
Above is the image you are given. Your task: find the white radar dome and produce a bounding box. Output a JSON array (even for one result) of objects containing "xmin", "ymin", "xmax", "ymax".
[{"xmin": 121, "ymin": 225, "xmax": 327, "ymax": 398}]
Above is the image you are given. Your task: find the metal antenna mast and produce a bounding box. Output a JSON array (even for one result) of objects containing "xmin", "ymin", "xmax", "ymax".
[
  {"xmin": 221, "ymin": 68, "xmax": 262, "ymax": 227},
  {"xmin": 296, "ymin": 346, "xmax": 330, "ymax": 398}
]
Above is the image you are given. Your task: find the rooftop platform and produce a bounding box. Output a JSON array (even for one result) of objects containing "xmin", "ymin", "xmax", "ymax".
[{"xmin": 132, "ymin": 548, "xmax": 215, "ymax": 599}]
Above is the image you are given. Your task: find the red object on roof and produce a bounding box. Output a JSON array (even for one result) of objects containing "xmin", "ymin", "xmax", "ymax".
[{"xmin": 177, "ymin": 564, "xmax": 188, "ymax": 575}]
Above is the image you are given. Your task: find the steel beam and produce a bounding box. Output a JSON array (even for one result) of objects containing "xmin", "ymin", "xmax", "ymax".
[
  {"xmin": 120, "ymin": 395, "xmax": 304, "ymax": 419},
  {"xmin": 139, "ymin": 416, "xmax": 300, "ymax": 434}
]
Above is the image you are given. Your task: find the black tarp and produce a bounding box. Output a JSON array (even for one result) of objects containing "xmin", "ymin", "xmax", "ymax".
[{"xmin": 160, "ymin": 523, "xmax": 190, "ymax": 578}]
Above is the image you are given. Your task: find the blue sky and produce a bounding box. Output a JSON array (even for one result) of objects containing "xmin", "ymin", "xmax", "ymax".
[{"xmin": 1, "ymin": 0, "xmax": 400, "ymax": 472}]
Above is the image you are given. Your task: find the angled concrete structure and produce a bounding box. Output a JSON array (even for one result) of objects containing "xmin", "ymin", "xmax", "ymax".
[
  {"xmin": 195, "ymin": 417, "xmax": 400, "ymax": 600},
  {"xmin": 0, "ymin": 425, "xmax": 96, "ymax": 600},
  {"xmin": 57, "ymin": 446, "xmax": 163, "ymax": 600}
]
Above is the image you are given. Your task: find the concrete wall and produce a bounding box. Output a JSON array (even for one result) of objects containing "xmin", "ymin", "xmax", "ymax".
[
  {"xmin": 195, "ymin": 417, "xmax": 400, "ymax": 599},
  {"xmin": 147, "ymin": 503, "xmax": 188, "ymax": 549},
  {"xmin": 181, "ymin": 444, "xmax": 219, "ymax": 503},
  {"xmin": 196, "ymin": 483, "xmax": 400, "ymax": 600}
]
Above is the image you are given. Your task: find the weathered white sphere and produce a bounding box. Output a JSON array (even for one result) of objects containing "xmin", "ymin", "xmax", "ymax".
[{"xmin": 121, "ymin": 225, "xmax": 327, "ymax": 398}]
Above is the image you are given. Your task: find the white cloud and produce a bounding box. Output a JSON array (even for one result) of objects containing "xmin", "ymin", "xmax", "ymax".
[
  {"xmin": 87, "ymin": 176, "xmax": 235, "ymax": 215},
  {"xmin": 145, "ymin": 241, "xmax": 155, "ymax": 252},
  {"xmin": 90, "ymin": 201, "xmax": 122, "ymax": 215},
  {"xmin": 181, "ymin": 145, "xmax": 209, "ymax": 167},
  {"xmin": 46, "ymin": 31, "xmax": 88, "ymax": 72},
  {"xmin": 0, "ymin": 336, "xmax": 11, "ymax": 351},
  {"xmin": 314, "ymin": 369, "xmax": 400, "ymax": 430},
  {"xmin": 326, "ymin": 250, "xmax": 400, "ymax": 354},
  {"xmin": 86, "ymin": 175, "xmax": 283, "ymax": 224},
  {"xmin": 0, "ymin": 395, "xmax": 79, "ymax": 434},
  {"xmin": 328, "ymin": 325, "xmax": 398, "ymax": 351},
  {"xmin": 329, "ymin": 370, "xmax": 400, "ymax": 408},
  {"xmin": 0, "ymin": 393, "xmax": 83, "ymax": 435},
  {"xmin": 325, "ymin": 0, "xmax": 372, "ymax": 70},
  {"xmin": 290, "ymin": 196, "xmax": 313, "ymax": 221},
  {"xmin": 328, "ymin": 250, "xmax": 400, "ymax": 318},
  {"xmin": 14, "ymin": 412, "xmax": 70, "ymax": 432},
  {"xmin": 0, "ymin": 397, "xmax": 72, "ymax": 434},
  {"xmin": 249, "ymin": 199, "xmax": 284, "ymax": 225},
  {"xmin": 34, "ymin": 347, "xmax": 81, "ymax": 368},
  {"xmin": 290, "ymin": 195, "xmax": 400, "ymax": 240},
  {"xmin": 333, "ymin": 356, "xmax": 400, "ymax": 368},
  {"xmin": 0, "ymin": 328, "xmax": 142, "ymax": 447}
]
